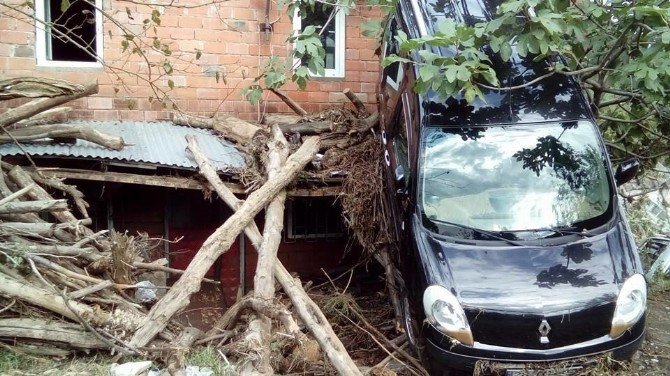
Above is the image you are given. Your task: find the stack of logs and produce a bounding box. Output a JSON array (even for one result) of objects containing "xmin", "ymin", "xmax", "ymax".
[{"xmin": 0, "ymin": 78, "xmax": 417, "ymax": 376}]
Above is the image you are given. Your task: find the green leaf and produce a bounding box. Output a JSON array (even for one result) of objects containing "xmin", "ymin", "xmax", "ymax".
[
  {"xmin": 361, "ymin": 20, "xmax": 382, "ymax": 38},
  {"xmin": 195, "ymin": 49, "xmax": 202, "ymax": 60},
  {"xmin": 445, "ymin": 65, "xmax": 458, "ymax": 83},
  {"xmin": 60, "ymin": 0, "xmax": 70, "ymax": 12},
  {"xmin": 167, "ymin": 79, "xmax": 174, "ymax": 90},
  {"xmin": 436, "ymin": 19, "xmax": 457, "ymax": 38},
  {"xmin": 500, "ymin": 43, "xmax": 512, "ymax": 61},
  {"xmin": 121, "ymin": 39, "xmax": 129, "ymax": 53},
  {"xmin": 456, "ymin": 65, "xmax": 471, "ymax": 82},
  {"xmin": 419, "ymin": 64, "xmax": 439, "ymax": 81}
]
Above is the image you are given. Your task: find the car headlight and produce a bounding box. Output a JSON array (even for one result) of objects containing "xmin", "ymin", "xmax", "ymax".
[
  {"xmin": 610, "ymin": 274, "xmax": 647, "ymax": 338},
  {"xmin": 423, "ymin": 285, "xmax": 474, "ymax": 346}
]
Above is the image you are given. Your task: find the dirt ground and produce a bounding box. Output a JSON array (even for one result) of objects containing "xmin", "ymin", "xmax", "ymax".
[{"xmin": 630, "ymin": 289, "xmax": 670, "ymax": 376}]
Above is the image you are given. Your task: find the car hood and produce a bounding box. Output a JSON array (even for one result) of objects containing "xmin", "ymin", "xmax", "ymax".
[{"xmin": 416, "ymin": 219, "xmax": 638, "ymax": 315}]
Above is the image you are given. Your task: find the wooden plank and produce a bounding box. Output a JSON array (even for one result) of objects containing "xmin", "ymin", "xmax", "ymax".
[{"xmin": 36, "ymin": 168, "xmax": 341, "ymax": 197}]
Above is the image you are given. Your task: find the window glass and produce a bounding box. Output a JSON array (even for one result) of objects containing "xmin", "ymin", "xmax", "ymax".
[
  {"xmin": 295, "ymin": 3, "xmax": 344, "ymax": 77},
  {"xmin": 286, "ymin": 198, "xmax": 345, "ymax": 239},
  {"xmin": 420, "ymin": 122, "xmax": 612, "ymax": 235},
  {"xmin": 47, "ymin": 0, "xmax": 97, "ymax": 62}
]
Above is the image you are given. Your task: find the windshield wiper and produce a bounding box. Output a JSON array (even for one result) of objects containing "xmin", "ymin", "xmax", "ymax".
[
  {"xmin": 430, "ymin": 219, "xmax": 524, "ymax": 246},
  {"xmin": 504, "ymin": 226, "xmax": 592, "ymax": 238}
]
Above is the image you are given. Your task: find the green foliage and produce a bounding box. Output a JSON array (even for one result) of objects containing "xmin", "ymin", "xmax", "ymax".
[
  {"xmin": 380, "ymin": 0, "xmax": 670, "ymax": 167},
  {"xmin": 187, "ymin": 346, "xmax": 237, "ymax": 376}
]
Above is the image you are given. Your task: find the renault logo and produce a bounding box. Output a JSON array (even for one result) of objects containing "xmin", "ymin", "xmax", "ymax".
[{"xmin": 539, "ymin": 319, "xmax": 551, "ymax": 344}]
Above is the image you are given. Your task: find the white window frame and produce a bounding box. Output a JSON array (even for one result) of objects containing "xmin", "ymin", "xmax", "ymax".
[
  {"xmin": 292, "ymin": 7, "xmax": 345, "ymax": 78},
  {"xmin": 35, "ymin": 0, "xmax": 104, "ymax": 68}
]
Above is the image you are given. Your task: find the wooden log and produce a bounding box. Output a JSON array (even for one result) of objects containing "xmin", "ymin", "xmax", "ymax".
[
  {"xmin": 343, "ymin": 88, "xmax": 369, "ymax": 116},
  {"xmin": 13, "ymin": 107, "xmax": 71, "ymax": 127},
  {"xmin": 0, "ymin": 318, "xmax": 107, "ymax": 349},
  {"xmin": 129, "ymin": 137, "xmax": 320, "ymax": 348},
  {"xmin": 191, "ymin": 139, "xmax": 361, "ymax": 375},
  {"xmin": 0, "ymin": 199, "xmax": 68, "ymax": 214},
  {"xmin": 68, "ymin": 280, "xmax": 114, "ymax": 300},
  {"xmin": 0, "ymin": 78, "xmax": 89, "ymax": 99},
  {"xmin": 0, "ymin": 272, "xmax": 110, "ymax": 326},
  {"xmin": 0, "ymin": 239, "xmax": 101, "ymax": 263},
  {"xmin": 173, "ymin": 113, "xmax": 265, "ymax": 146},
  {"xmin": 241, "ymin": 126, "xmax": 290, "ymax": 375},
  {"xmin": 0, "ymin": 221, "xmax": 90, "ymax": 240},
  {"xmin": 6, "ymin": 166, "xmax": 92, "ymax": 236},
  {"xmin": 278, "ymin": 121, "xmax": 333, "ymax": 135},
  {"xmin": 263, "ymin": 114, "xmax": 301, "ymax": 126},
  {"xmin": 0, "ymin": 83, "xmax": 97, "ymax": 128},
  {"xmin": 269, "ymin": 88, "xmax": 308, "ymax": 116},
  {"xmin": 0, "ymin": 124, "xmax": 125, "ymax": 151},
  {"xmin": 0, "ymin": 184, "xmax": 35, "ymax": 206}
]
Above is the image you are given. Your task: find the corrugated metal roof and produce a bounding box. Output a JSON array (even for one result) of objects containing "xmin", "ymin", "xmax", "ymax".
[{"xmin": 0, "ymin": 121, "xmax": 245, "ymax": 171}]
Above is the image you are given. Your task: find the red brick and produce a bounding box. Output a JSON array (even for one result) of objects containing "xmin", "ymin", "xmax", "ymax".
[
  {"xmin": 0, "ymin": 31, "xmax": 30, "ymax": 44},
  {"xmin": 178, "ymin": 17, "xmax": 203, "ymax": 29},
  {"xmin": 93, "ymin": 110, "xmax": 119, "ymax": 120}
]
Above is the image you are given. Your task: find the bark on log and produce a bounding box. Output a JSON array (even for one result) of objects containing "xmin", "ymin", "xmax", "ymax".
[
  {"xmin": 0, "ymin": 239, "xmax": 101, "ymax": 263},
  {"xmin": 167, "ymin": 327, "xmax": 203, "ymax": 376},
  {"xmin": 0, "ymin": 318, "xmax": 107, "ymax": 349},
  {"xmin": 343, "ymin": 88, "xmax": 369, "ymax": 116},
  {"xmin": 190, "ymin": 139, "xmax": 361, "ymax": 375},
  {"xmin": 0, "ymin": 124, "xmax": 125, "ymax": 151},
  {"xmin": 13, "ymin": 107, "xmax": 71, "ymax": 127},
  {"xmin": 0, "ymin": 83, "xmax": 98, "ymax": 128},
  {"xmin": 269, "ymin": 89, "xmax": 308, "ymax": 116},
  {"xmin": 278, "ymin": 121, "xmax": 333, "ymax": 135},
  {"xmin": 6, "ymin": 166, "xmax": 92, "ymax": 236},
  {"xmin": 0, "ymin": 183, "xmax": 35, "ymax": 206},
  {"xmin": 0, "ymin": 272, "xmax": 110, "ymax": 326},
  {"xmin": 129, "ymin": 137, "xmax": 320, "ymax": 348},
  {"xmin": 173, "ymin": 113, "xmax": 265, "ymax": 146},
  {"xmin": 0, "ymin": 199, "xmax": 68, "ymax": 214},
  {"xmin": 242, "ymin": 126, "xmax": 290, "ymax": 375},
  {"xmin": 0, "ymin": 221, "xmax": 91, "ymax": 241},
  {"xmin": 263, "ymin": 114, "xmax": 301, "ymax": 126},
  {"xmin": 0, "ymin": 78, "xmax": 89, "ymax": 99}
]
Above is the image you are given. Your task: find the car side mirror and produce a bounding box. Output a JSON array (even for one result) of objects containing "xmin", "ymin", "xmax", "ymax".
[{"xmin": 615, "ymin": 158, "xmax": 640, "ymax": 186}]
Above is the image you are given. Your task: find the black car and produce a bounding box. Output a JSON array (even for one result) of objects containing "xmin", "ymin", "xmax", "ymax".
[{"xmin": 378, "ymin": 1, "xmax": 647, "ymax": 374}]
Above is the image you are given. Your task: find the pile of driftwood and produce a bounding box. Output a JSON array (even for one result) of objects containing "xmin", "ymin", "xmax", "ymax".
[{"xmin": 0, "ymin": 77, "xmax": 423, "ymax": 375}]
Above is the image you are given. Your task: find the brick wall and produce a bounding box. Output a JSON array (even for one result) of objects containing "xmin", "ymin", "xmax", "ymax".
[{"xmin": 0, "ymin": 0, "xmax": 381, "ymax": 121}]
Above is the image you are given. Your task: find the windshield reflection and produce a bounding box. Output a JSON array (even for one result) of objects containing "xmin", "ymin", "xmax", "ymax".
[{"xmin": 420, "ymin": 121, "xmax": 612, "ymax": 236}]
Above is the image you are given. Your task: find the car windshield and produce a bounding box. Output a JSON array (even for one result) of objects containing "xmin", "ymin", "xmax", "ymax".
[{"xmin": 420, "ymin": 121, "xmax": 612, "ymax": 235}]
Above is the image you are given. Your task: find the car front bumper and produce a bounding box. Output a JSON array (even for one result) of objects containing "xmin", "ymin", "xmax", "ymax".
[{"xmin": 423, "ymin": 319, "xmax": 645, "ymax": 372}]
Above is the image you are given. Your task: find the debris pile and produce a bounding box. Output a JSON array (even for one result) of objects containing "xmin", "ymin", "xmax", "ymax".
[{"xmin": 0, "ymin": 77, "xmax": 421, "ymax": 375}]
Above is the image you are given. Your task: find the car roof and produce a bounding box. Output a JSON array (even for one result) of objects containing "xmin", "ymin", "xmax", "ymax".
[{"xmin": 406, "ymin": 0, "xmax": 593, "ymax": 126}]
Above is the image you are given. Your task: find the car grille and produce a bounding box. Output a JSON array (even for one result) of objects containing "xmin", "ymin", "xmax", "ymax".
[{"xmin": 465, "ymin": 303, "xmax": 615, "ymax": 350}]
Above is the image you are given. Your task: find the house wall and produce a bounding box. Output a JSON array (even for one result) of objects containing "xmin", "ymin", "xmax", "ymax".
[{"xmin": 0, "ymin": 0, "xmax": 381, "ymax": 121}]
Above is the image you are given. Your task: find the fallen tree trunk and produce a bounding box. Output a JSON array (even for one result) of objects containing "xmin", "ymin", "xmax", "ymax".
[
  {"xmin": 0, "ymin": 318, "xmax": 107, "ymax": 349},
  {"xmin": 278, "ymin": 121, "xmax": 333, "ymax": 135},
  {"xmin": 241, "ymin": 126, "xmax": 289, "ymax": 375},
  {"xmin": 129, "ymin": 136, "xmax": 320, "ymax": 348},
  {"xmin": 0, "ymin": 78, "xmax": 90, "ymax": 99},
  {"xmin": 0, "ymin": 199, "xmax": 68, "ymax": 215},
  {"xmin": 174, "ymin": 113, "xmax": 266, "ymax": 145},
  {"xmin": 0, "ymin": 83, "xmax": 97, "ymax": 128},
  {"xmin": 0, "ymin": 272, "xmax": 111, "ymax": 326},
  {"xmin": 0, "ymin": 124, "xmax": 125, "ymax": 151},
  {"xmin": 188, "ymin": 137, "xmax": 362, "ymax": 376}
]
